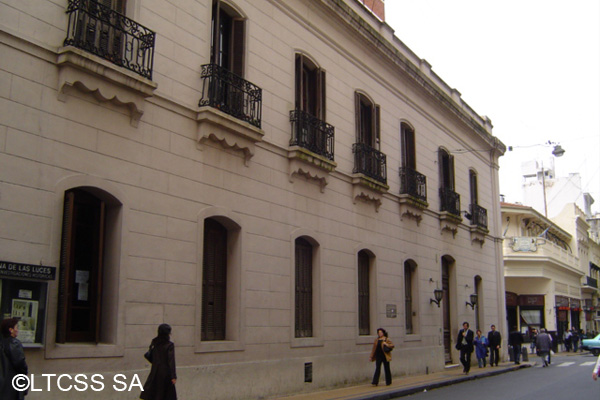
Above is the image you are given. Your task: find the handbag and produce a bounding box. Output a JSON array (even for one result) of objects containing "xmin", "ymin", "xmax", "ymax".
[
  {"xmin": 144, "ymin": 346, "xmax": 154, "ymax": 363},
  {"xmin": 382, "ymin": 339, "xmax": 393, "ymax": 353}
]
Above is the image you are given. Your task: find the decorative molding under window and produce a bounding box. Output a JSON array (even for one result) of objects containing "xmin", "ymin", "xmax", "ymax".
[
  {"xmin": 399, "ymin": 194, "xmax": 428, "ymax": 225},
  {"xmin": 197, "ymin": 106, "xmax": 265, "ymax": 166},
  {"xmin": 57, "ymin": 46, "xmax": 157, "ymax": 127},
  {"xmin": 439, "ymin": 211, "xmax": 462, "ymax": 238},
  {"xmin": 469, "ymin": 225, "xmax": 489, "ymax": 247},
  {"xmin": 288, "ymin": 146, "xmax": 337, "ymax": 192},
  {"xmin": 351, "ymin": 175, "xmax": 389, "ymax": 212}
]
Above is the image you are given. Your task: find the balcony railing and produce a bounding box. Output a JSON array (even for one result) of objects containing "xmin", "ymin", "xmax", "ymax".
[
  {"xmin": 352, "ymin": 143, "xmax": 387, "ymax": 184},
  {"xmin": 289, "ymin": 109, "xmax": 334, "ymax": 161},
  {"xmin": 64, "ymin": 0, "xmax": 155, "ymax": 80},
  {"xmin": 199, "ymin": 64, "xmax": 262, "ymax": 128},
  {"xmin": 586, "ymin": 276, "xmax": 598, "ymax": 289},
  {"xmin": 469, "ymin": 203, "xmax": 488, "ymax": 229},
  {"xmin": 439, "ymin": 187, "xmax": 460, "ymax": 216},
  {"xmin": 399, "ymin": 167, "xmax": 427, "ymax": 203}
]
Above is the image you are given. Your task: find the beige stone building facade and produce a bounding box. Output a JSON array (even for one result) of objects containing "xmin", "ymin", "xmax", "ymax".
[
  {"xmin": 502, "ymin": 202, "xmax": 600, "ymax": 342},
  {"xmin": 0, "ymin": 0, "xmax": 506, "ymax": 398}
]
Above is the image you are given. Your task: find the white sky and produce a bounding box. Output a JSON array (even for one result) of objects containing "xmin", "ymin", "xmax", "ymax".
[{"xmin": 385, "ymin": 0, "xmax": 600, "ymax": 214}]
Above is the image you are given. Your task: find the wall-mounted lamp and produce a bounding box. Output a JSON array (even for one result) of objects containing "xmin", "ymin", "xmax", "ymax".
[
  {"xmin": 466, "ymin": 293, "xmax": 478, "ymax": 310},
  {"xmin": 430, "ymin": 289, "xmax": 443, "ymax": 307}
]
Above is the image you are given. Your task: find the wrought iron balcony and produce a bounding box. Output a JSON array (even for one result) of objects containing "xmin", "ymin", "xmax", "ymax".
[
  {"xmin": 469, "ymin": 203, "xmax": 488, "ymax": 229},
  {"xmin": 64, "ymin": 0, "xmax": 155, "ymax": 80},
  {"xmin": 352, "ymin": 143, "xmax": 387, "ymax": 184},
  {"xmin": 289, "ymin": 109, "xmax": 334, "ymax": 161},
  {"xmin": 199, "ymin": 64, "xmax": 262, "ymax": 128},
  {"xmin": 399, "ymin": 167, "xmax": 427, "ymax": 203},
  {"xmin": 439, "ymin": 187, "xmax": 460, "ymax": 217},
  {"xmin": 586, "ymin": 276, "xmax": 598, "ymax": 289}
]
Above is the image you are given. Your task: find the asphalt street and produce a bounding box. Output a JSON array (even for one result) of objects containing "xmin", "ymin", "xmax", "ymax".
[{"xmin": 406, "ymin": 353, "xmax": 600, "ymax": 399}]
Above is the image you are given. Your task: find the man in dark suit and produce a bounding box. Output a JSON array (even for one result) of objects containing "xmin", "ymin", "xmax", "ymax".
[
  {"xmin": 456, "ymin": 321, "xmax": 474, "ymax": 374},
  {"xmin": 487, "ymin": 324, "xmax": 502, "ymax": 366},
  {"xmin": 509, "ymin": 326, "xmax": 524, "ymax": 365}
]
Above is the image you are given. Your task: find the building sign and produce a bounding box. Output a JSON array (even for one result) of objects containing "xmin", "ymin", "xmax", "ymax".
[
  {"xmin": 518, "ymin": 295, "xmax": 545, "ymax": 307},
  {"xmin": 386, "ymin": 304, "xmax": 397, "ymax": 318},
  {"xmin": 506, "ymin": 292, "xmax": 518, "ymax": 307},
  {"xmin": 555, "ymin": 295, "xmax": 569, "ymax": 310},
  {"xmin": 0, "ymin": 261, "xmax": 56, "ymax": 281},
  {"xmin": 511, "ymin": 237, "xmax": 538, "ymax": 252},
  {"xmin": 570, "ymin": 298, "xmax": 581, "ymax": 311}
]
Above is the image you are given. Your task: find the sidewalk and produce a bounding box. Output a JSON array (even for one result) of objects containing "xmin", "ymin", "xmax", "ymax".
[{"xmin": 275, "ymin": 361, "xmax": 533, "ymax": 400}]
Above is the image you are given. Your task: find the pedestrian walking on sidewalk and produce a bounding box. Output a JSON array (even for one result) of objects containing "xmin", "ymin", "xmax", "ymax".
[
  {"xmin": 369, "ymin": 328, "xmax": 394, "ymax": 386},
  {"xmin": 529, "ymin": 328, "xmax": 537, "ymax": 354},
  {"xmin": 508, "ymin": 327, "xmax": 524, "ymax": 365},
  {"xmin": 487, "ymin": 324, "xmax": 501, "ymax": 367},
  {"xmin": 456, "ymin": 322, "xmax": 474, "ymax": 374},
  {"xmin": 571, "ymin": 328, "xmax": 579, "ymax": 352},
  {"xmin": 474, "ymin": 329, "xmax": 488, "ymax": 368},
  {"xmin": 1, "ymin": 318, "xmax": 29, "ymax": 400},
  {"xmin": 141, "ymin": 323, "xmax": 177, "ymax": 400},
  {"xmin": 536, "ymin": 328, "xmax": 552, "ymax": 367}
]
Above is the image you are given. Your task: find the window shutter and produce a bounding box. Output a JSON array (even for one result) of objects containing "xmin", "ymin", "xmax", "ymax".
[
  {"xmin": 295, "ymin": 54, "xmax": 303, "ymax": 110},
  {"xmin": 231, "ymin": 19, "xmax": 245, "ymax": 76},
  {"xmin": 402, "ymin": 124, "xmax": 416, "ymax": 170},
  {"xmin": 202, "ymin": 219, "xmax": 228, "ymax": 341},
  {"xmin": 355, "ymin": 92, "xmax": 361, "ymax": 143},
  {"xmin": 94, "ymin": 201, "xmax": 106, "ymax": 343},
  {"xmin": 210, "ymin": 0, "xmax": 221, "ymax": 65},
  {"xmin": 57, "ymin": 191, "xmax": 76, "ymax": 344},
  {"xmin": 318, "ymin": 69, "xmax": 326, "ymax": 121},
  {"xmin": 449, "ymin": 153, "xmax": 455, "ymax": 190},
  {"xmin": 470, "ymin": 171, "xmax": 478, "ymax": 205},
  {"xmin": 404, "ymin": 263, "xmax": 413, "ymax": 334},
  {"xmin": 295, "ymin": 238, "xmax": 313, "ymax": 338},
  {"xmin": 358, "ymin": 251, "xmax": 370, "ymax": 336},
  {"xmin": 374, "ymin": 105, "xmax": 380, "ymax": 149}
]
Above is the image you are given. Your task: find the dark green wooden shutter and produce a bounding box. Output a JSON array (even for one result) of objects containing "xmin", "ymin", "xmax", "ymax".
[
  {"xmin": 358, "ymin": 251, "xmax": 370, "ymax": 336},
  {"xmin": 202, "ymin": 219, "xmax": 228, "ymax": 341},
  {"xmin": 295, "ymin": 238, "xmax": 313, "ymax": 338}
]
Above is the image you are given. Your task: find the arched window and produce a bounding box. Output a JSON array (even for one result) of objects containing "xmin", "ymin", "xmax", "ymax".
[
  {"xmin": 404, "ymin": 260, "xmax": 417, "ymax": 334},
  {"xmin": 355, "ymin": 92, "xmax": 380, "ymax": 149},
  {"xmin": 57, "ymin": 187, "xmax": 121, "ymax": 343},
  {"xmin": 400, "ymin": 122, "xmax": 416, "ymax": 170},
  {"xmin": 211, "ymin": 0, "xmax": 245, "ymax": 76},
  {"xmin": 295, "ymin": 54, "xmax": 326, "ymax": 120}
]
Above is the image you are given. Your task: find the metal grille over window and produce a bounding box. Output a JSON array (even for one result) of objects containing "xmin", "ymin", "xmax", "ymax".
[
  {"xmin": 64, "ymin": 0, "xmax": 156, "ymax": 80},
  {"xmin": 199, "ymin": 64, "xmax": 262, "ymax": 128},
  {"xmin": 289, "ymin": 109, "xmax": 335, "ymax": 161}
]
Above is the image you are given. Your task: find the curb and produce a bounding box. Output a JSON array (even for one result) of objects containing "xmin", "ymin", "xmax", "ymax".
[{"xmin": 351, "ymin": 364, "xmax": 532, "ymax": 400}]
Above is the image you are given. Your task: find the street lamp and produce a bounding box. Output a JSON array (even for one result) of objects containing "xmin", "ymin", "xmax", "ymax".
[
  {"xmin": 466, "ymin": 293, "xmax": 478, "ymax": 310},
  {"xmin": 430, "ymin": 289, "xmax": 443, "ymax": 307}
]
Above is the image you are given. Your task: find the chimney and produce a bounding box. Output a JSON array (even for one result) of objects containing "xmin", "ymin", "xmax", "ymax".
[{"xmin": 360, "ymin": 0, "xmax": 385, "ymax": 21}]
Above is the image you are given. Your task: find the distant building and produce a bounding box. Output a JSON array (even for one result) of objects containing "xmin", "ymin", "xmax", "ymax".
[
  {"xmin": 502, "ymin": 202, "xmax": 600, "ymax": 341},
  {"xmin": 521, "ymin": 158, "xmax": 594, "ymax": 219}
]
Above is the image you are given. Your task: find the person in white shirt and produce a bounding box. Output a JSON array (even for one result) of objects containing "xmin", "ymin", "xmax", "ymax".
[{"xmin": 592, "ymin": 354, "xmax": 600, "ymax": 380}]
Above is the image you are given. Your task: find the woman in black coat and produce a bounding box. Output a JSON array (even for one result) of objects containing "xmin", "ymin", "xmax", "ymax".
[
  {"xmin": 141, "ymin": 323, "xmax": 177, "ymax": 400},
  {"xmin": 1, "ymin": 318, "xmax": 29, "ymax": 400}
]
